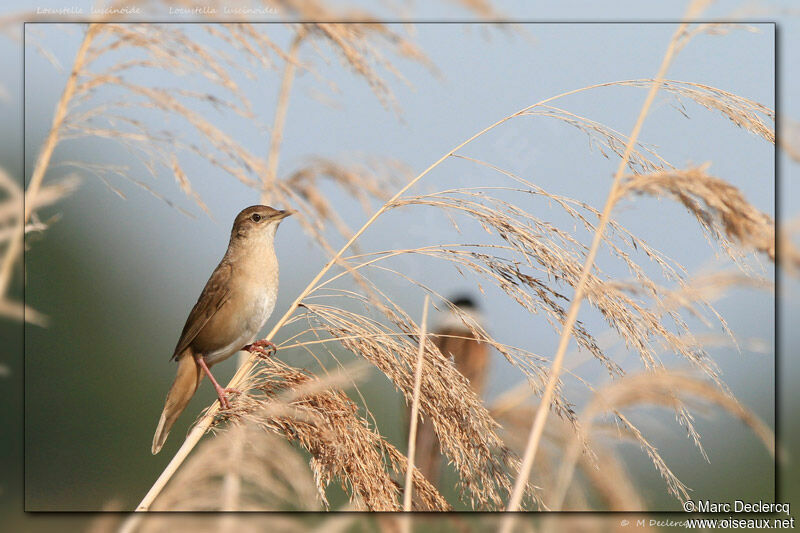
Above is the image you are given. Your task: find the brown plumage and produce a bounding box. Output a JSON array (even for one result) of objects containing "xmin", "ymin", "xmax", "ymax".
[
  {"xmin": 152, "ymin": 205, "xmax": 292, "ymax": 454},
  {"xmin": 152, "ymin": 349, "xmax": 202, "ymax": 455}
]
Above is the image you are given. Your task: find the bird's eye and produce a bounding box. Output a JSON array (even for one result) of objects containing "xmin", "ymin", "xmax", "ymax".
[{"xmin": 251, "ymin": 213, "xmax": 262, "ymax": 222}]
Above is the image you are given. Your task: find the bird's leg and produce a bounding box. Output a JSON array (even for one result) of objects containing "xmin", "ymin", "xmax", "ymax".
[
  {"xmin": 243, "ymin": 339, "xmax": 277, "ymax": 359},
  {"xmin": 194, "ymin": 355, "xmax": 238, "ymax": 410}
]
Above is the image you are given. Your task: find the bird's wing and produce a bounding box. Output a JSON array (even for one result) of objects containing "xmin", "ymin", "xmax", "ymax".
[{"xmin": 171, "ymin": 261, "xmax": 233, "ymax": 360}]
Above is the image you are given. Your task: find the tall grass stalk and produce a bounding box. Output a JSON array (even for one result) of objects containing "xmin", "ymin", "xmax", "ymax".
[
  {"xmin": 500, "ymin": 14, "xmax": 693, "ymax": 530},
  {"xmin": 403, "ymin": 295, "xmax": 430, "ymax": 513}
]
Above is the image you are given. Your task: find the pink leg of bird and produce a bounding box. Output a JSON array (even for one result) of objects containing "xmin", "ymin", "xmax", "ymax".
[
  {"xmin": 194, "ymin": 355, "xmax": 240, "ymax": 410},
  {"xmin": 244, "ymin": 339, "xmax": 277, "ymax": 359}
]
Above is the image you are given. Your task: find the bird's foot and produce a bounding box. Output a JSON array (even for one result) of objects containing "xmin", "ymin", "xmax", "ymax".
[
  {"xmin": 216, "ymin": 388, "xmax": 245, "ymax": 410},
  {"xmin": 216, "ymin": 391, "xmax": 232, "ymax": 410},
  {"xmin": 244, "ymin": 339, "xmax": 277, "ymax": 359},
  {"xmin": 215, "ymin": 387, "xmax": 244, "ymax": 410}
]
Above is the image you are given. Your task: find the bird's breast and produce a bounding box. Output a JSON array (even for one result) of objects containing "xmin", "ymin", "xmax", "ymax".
[
  {"xmin": 241, "ymin": 281, "xmax": 278, "ymax": 330},
  {"xmin": 229, "ymin": 259, "xmax": 279, "ymax": 341}
]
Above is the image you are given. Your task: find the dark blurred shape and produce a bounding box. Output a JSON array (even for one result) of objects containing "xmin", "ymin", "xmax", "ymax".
[
  {"xmin": 450, "ymin": 295, "xmax": 476, "ymax": 309},
  {"xmin": 411, "ymin": 294, "xmax": 489, "ymax": 488}
]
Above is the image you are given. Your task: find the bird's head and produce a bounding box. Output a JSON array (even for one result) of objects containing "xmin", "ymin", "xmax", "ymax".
[{"xmin": 230, "ymin": 205, "xmax": 293, "ymax": 245}]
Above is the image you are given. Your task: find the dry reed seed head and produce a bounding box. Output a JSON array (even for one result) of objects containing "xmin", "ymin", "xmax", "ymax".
[
  {"xmin": 388, "ymin": 192, "xmax": 725, "ymax": 382},
  {"xmin": 451, "ymin": 155, "xmax": 688, "ymax": 284},
  {"xmin": 50, "ymin": 20, "xmax": 426, "ymax": 217},
  {"xmin": 677, "ymin": 23, "xmax": 762, "ymax": 53},
  {"xmin": 662, "ymin": 80, "xmax": 774, "ymax": 143},
  {"xmin": 286, "ymin": 157, "xmax": 400, "ymax": 206},
  {"xmin": 411, "ymin": 245, "xmax": 617, "ymax": 380},
  {"xmin": 387, "ymin": 195, "xmax": 612, "ymax": 369},
  {"xmin": 258, "ymin": 1, "xmax": 442, "ymax": 110},
  {"xmin": 522, "ymin": 106, "xmax": 672, "ymax": 174},
  {"xmin": 209, "ymin": 354, "xmax": 449, "ymax": 511},
  {"xmin": 292, "ymin": 279, "xmax": 545, "ymax": 506},
  {"xmin": 384, "ymin": 182, "xmax": 764, "ymax": 464},
  {"xmin": 320, "ymin": 270, "xmax": 579, "ymax": 432},
  {"xmin": 619, "ymin": 166, "xmax": 776, "ymax": 264},
  {"xmin": 603, "ymin": 372, "xmax": 773, "ymax": 455},
  {"xmin": 515, "ymin": 78, "xmax": 773, "ymax": 152},
  {"xmin": 61, "ymin": 28, "xmax": 270, "ymax": 209},
  {"xmin": 600, "ymin": 79, "xmax": 774, "ymax": 144},
  {"xmin": 298, "ymin": 300, "xmax": 525, "ymax": 509}
]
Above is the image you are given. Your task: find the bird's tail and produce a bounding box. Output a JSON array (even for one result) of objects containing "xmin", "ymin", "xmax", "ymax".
[{"xmin": 152, "ymin": 350, "xmax": 202, "ymax": 455}]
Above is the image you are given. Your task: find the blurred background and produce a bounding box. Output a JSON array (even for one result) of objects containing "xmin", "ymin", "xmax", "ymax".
[{"xmin": 1, "ymin": 0, "xmax": 797, "ymax": 531}]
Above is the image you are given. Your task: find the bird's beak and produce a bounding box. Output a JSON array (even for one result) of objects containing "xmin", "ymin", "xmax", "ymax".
[{"xmin": 275, "ymin": 209, "xmax": 295, "ymax": 221}]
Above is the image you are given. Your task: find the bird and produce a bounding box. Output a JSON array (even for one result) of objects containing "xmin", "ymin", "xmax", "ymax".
[
  {"xmin": 151, "ymin": 205, "xmax": 293, "ymax": 455},
  {"xmin": 411, "ymin": 295, "xmax": 489, "ymax": 485}
]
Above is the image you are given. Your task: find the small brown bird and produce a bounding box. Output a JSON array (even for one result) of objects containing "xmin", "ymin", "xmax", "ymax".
[{"xmin": 151, "ymin": 205, "xmax": 292, "ymax": 455}]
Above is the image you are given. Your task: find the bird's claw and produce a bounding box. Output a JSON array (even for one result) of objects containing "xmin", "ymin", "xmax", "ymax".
[
  {"xmin": 216, "ymin": 387, "xmax": 243, "ymax": 410},
  {"xmin": 217, "ymin": 394, "xmax": 232, "ymax": 410},
  {"xmin": 244, "ymin": 339, "xmax": 277, "ymax": 359}
]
